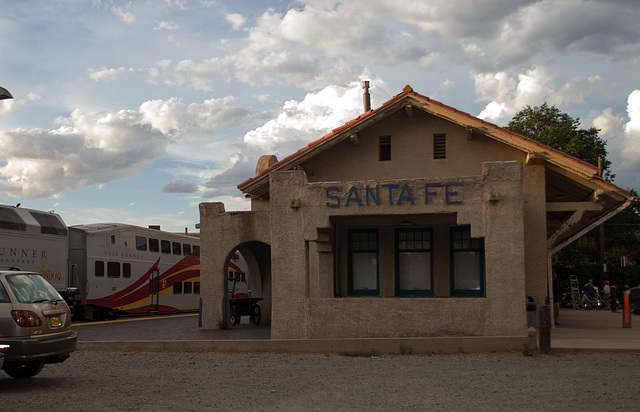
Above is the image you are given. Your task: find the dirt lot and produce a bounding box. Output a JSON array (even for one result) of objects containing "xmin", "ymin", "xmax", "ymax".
[{"xmin": 1, "ymin": 351, "xmax": 639, "ymax": 411}]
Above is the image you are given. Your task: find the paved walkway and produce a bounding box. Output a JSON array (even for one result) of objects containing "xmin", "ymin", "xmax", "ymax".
[
  {"xmin": 72, "ymin": 308, "xmax": 640, "ymax": 353},
  {"xmin": 551, "ymin": 307, "xmax": 640, "ymax": 352}
]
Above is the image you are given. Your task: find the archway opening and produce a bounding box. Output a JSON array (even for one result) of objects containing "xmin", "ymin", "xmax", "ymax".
[{"xmin": 224, "ymin": 241, "xmax": 272, "ymax": 328}]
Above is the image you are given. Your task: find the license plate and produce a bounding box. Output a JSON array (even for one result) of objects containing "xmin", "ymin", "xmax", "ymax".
[{"xmin": 50, "ymin": 316, "xmax": 61, "ymax": 327}]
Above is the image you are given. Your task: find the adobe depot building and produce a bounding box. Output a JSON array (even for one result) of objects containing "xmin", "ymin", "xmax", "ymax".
[{"xmin": 198, "ymin": 84, "xmax": 631, "ymax": 350}]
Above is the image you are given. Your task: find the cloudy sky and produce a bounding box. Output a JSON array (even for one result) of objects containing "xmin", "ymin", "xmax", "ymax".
[{"xmin": 1, "ymin": 0, "xmax": 639, "ymax": 232}]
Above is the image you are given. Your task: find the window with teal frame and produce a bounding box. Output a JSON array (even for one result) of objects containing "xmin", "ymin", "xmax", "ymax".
[
  {"xmin": 395, "ymin": 228, "xmax": 433, "ymax": 296},
  {"xmin": 450, "ymin": 226, "xmax": 485, "ymax": 296},
  {"xmin": 348, "ymin": 229, "xmax": 379, "ymax": 295}
]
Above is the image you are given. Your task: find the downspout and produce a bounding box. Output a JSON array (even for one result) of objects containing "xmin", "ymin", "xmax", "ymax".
[{"xmin": 547, "ymin": 198, "xmax": 633, "ymax": 325}]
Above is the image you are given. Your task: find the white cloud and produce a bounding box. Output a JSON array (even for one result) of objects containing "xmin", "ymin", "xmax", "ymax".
[
  {"xmin": 0, "ymin": 95, "xmax": 261, "ymax": 200},
  {"xmin": 593, "ymin": 108, "xmax": 623, "ymax": 137},
  {"xmin": 549, "ymin": 76, "xmax": 602, "ymax": 107},
  {"xmin": 474, "ymin": 67, "xmax": 601, "ymax": 125},
  {"xmin": 0, "ymin": 92, "xmax": 40, "ymax": 116},
  {"xmin": 112, "ymin": 6, "xmax": 135, "ymax": 23},
  {"xmin": 138, "ymin": 96, "xmax": 254, "ymax": 137},
  {"xmin": 243, "ymin": 81, "xmax": 370, "ymax": 152},
  {"xmin": 620, "ymin": 90, "xmax": 640, "ymax": 167},
  {"xmin": 155, "ymin": 21, "xmax": 179, "ymax": 30},
  {"xmin": 0, "ymin": 115, "xmax": 166, "ymax": 199},
  {"xmin": 226, "ymin": 13, "xmax": 246, "ymax": 30}
]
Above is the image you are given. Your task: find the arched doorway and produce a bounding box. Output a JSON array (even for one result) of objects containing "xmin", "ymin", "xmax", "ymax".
[{"xmin": 224, "ymin": 241, "xmax": 272, "ymax": 327}]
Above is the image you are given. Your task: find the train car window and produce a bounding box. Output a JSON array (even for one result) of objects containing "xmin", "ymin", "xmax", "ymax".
[
  {"xmin": 194, "ymin": 282, "xmax": 200, "ymax": 294},
  {"xmin": 149, "ymin": 238, "xmax": 159, "ymax": 253},
  {"xmin": 161, "ymin": 240, "xmax": 171, "ymax": 254},
  {"xmin": 173, "ymin": 281, "xmax": 182, "ymax": 294},
  {"xmin": 193, "ymin": 245, "xmax": 200, "ymax": 257},
  {"xmin": 110, "ymin": 235, "xmax": 116, "ymax": 244},
  {"xmin": 95, "ymin": 261, "xmax": 105, "ymax": 277},
  {"xmin": 123, "ymin": 263, "xmax": 131, "ymax": 278},
  {"xmin": 107, "ymin": 262, "xmax": 120, "ymax": 278},
  {"xmin": 136, "ymin": 236, "xmax": 147, "ymax": 251},
  {"xmin": 183, "ymin": 281, "xmax": 192, "ymax": 294},
  {"xmin": 0, "ymin": 207, "xmax": 27, "ymax": 231},
  {"xmin": 172, "ymin": 242, "xmax": 181, "ymax": 255},
  {"xmin": 183, "ymin": 244, "xmax": 192, "ymax": 256},
  {"xmin": 30, "ymin": 211, "xmax": 68, "ymax": 236}
]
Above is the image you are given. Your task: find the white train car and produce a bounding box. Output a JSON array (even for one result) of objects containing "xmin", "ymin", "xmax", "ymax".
[
  {"xmin": 68, "ymin": 223, "xmax": 201, "ymax": 321},
  {"xmin": 0, "ymin": 204, "xmax": 70, "ymax": 294}
]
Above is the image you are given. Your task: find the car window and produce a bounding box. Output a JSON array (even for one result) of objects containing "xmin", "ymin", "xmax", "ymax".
[
  {"xmin": 0, "ymin": 282, "xmax": 10, "ymax": 303},
  {"xmin": 4, "ymin": 274, "xmax": 63, "ymax": 303}
]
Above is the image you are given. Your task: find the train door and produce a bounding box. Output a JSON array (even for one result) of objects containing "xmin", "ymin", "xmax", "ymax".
[{"xmin": 149, "ymin": 268, "xmax": 160, "ymax": 312}]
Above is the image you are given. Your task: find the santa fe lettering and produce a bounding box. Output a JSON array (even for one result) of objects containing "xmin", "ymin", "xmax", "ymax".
[{"xmin": 325, "ymin": 183, "xmax": 462, "ymax": 208}]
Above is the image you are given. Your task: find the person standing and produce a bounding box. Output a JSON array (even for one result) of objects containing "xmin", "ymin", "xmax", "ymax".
[
  {"xmin": 603, "ymin": 280, "xmax": 611, "ymax": 310},
  {"xmin": 584, "ymin": 279, "xmax": 596, "ymax": 299}
]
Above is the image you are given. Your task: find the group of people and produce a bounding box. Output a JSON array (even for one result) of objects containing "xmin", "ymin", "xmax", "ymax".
[
  {"xmin": 583, "ymin": 278, "xmax": 613, "ymax": 309},
  {"xmin": 551, "ymin": 274, "xmax": 614, "ymax": 326}
]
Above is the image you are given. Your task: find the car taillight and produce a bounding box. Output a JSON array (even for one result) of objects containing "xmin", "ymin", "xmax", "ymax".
[{"xmin": 11, "ymin": 310, "xmax": 43, "ymax": 327}]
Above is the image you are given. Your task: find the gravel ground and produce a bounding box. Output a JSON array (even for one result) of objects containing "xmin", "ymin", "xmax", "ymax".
[{"xmin": 1, "ymin": 351, "xmax": 640, "ymax": 411}]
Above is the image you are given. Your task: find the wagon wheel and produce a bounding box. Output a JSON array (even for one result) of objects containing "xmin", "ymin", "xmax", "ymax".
[
  {"xmin": 231, "ymin": 307, "xmax": 240, "ymax": 326},
  {"xmin": 251, "ymin": 304, "xmax": 261, "ymax": 325}
]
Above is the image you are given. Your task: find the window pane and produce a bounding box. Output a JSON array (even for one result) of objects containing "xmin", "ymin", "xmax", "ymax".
[
  {"xmin": 183, "ymin": 281, "xmax": 192, "ymax": 294},
  {"xmin": 5, "ymin": 274, "xmax": 62, "ymax": 303},
  {"xmin": 107, "ymin": 262, "xmax": 120, "ymax": 278},
  {"xmin": 0, "ymin": 283, "xmax": 10, "ymax": 303},
  {"xmin": 173, "ymin": 281, "xmax": 182, "ymax": 294},
  {"xmin": 123, "ymin": 263, "xmax": 131, "ymax": 278},
  {"xmin": 95, "ymin": 261, "xmax": 104, "ymax": 277},
  {"xmin": 136, "ymin": 236, "xmax": 147, "ymax": 251},
  {"xmin": 161, "ymin": 240, "xmax": 171, "ymax": 254},
  {"xmin": 352, "ymin": 252, "xmax": 378, "ymax": 291},
  {"xmin": 149, "ymin": 238, "xmax": 159, "ymax": 253},
  {"xmin": 194, "ymin": 281, "xmax": 200, "ymax": 294},
  {"xmin": 172, "ymin": 242, "xmax": 181, "ymax": 255},
  {"xmin": 193, "ymin": 245, "xmax": 200, "ymax": 257},
  {"xmin": 183, "ymin": 244, "xmax": 191, "ymax": 256},
  {"xmin": 453, "ymin": 251, "xmax": 482, "ymax": 291},
  {"xmin": 399, "ymin": 252, "xmax": 431, "ymax": 290}
]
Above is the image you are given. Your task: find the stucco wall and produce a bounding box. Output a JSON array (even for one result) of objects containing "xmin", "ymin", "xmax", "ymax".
[
  {"xmin": 198, "ymin": 203, "xmax": 271, "ymax": 330},
  {"xmin": 302, "ymin": 110, "xmax": 524, "ymax": 183},
  {"xmin": 260, "ymin": 160, "xmax": 526, "ymax": 339}
]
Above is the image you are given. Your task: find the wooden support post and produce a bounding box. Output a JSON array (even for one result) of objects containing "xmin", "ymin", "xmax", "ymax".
[{"xmin": 538, "ymin": 305, "xmax": 551, "ymax": 354}]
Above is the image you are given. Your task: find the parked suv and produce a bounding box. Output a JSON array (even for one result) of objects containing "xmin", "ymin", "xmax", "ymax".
[{"xmin": 0, "ymin": 269, "xmax": 77, "ymax": 378}]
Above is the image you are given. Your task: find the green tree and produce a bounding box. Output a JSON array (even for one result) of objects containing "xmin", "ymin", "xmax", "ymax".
[{"xmin": 507, "ymin": 103, "xmax": 613, "ymax": 180}]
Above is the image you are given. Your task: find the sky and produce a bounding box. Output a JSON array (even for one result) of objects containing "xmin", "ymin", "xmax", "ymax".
[{"xmin": 1, "ymin": 0, "xmax": 639, "ymax": 233}]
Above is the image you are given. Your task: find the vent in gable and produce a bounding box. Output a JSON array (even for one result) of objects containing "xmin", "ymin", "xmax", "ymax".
[
  {"xmin": 434, "ymin": 134, "xmax": 446, "ymax": 159},
  {"xmin": 379, "ymin": 136, "xmax": 391, "ymax": 161}
]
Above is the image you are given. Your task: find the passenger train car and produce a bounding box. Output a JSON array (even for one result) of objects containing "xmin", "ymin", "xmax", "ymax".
[
  {"xmin": 0, "ymin": 204, "xmax": 69, "ymax": 290},
  {"xmin": 69, "ymin": 223, "xmax": 201, "ymax": 321}
]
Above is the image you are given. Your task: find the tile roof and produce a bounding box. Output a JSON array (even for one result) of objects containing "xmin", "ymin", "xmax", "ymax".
[{"xmin": 238, "ymin": 85, "xmax": 630, "ymax": 198}]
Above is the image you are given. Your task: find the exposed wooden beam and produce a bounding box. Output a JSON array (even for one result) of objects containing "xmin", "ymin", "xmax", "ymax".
[
  {"xmin": 547, "ymin": 210, "xmax": 584, "ymax": 248},
  {"xmin": 526, "ymin": 152, "xmax": 546, "ymax": 165},
  {"xmin": 546, "ymin": 202, "xmax": 603, "ymax": 212},
  {"xmin": 405, "ymin": 104, "xmax": 414, "ymax": 118}
]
